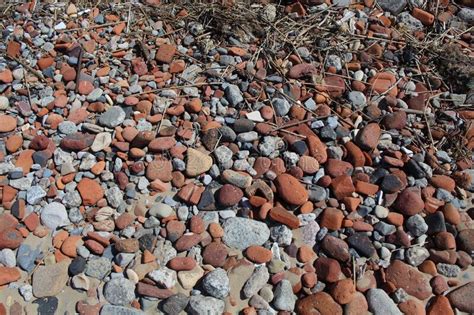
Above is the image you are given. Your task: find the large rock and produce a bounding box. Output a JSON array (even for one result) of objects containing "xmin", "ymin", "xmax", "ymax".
[
  {"xmin": 40, "ymin": 202, "xmax": 70, "ymax": 230},
  {"xmin": 385, "ymin": 260, "xmax": 431, "ymax": 300},
  {"xmin": 32, "ymin": 261, "xmax": 69, "ymax": 297},
  {"xmin": 447, "ymin": 281, "xmax": 474, "ymax": 313},
  {"xmin": 187, "ymin": 295, "xmax": 225, "ymax": 315},
  {"xmin": 185, "ymin": 148, "xmax": 213, "ymax": 177},
  {"xmin": 274, "ymin": 173, "xmax": 309, "ymax": 205},
  {"xmin": 222, "ymin": 217, "xmax": 270, "ymax": 250},
  {"xmin": 296, "ymin": 292, "xmax": 343, "ymax": 315}
]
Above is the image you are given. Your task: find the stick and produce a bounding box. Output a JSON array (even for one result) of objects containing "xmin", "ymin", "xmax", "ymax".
[
  {"xmin": 62, "ymin": 21, "xmax": 123, "ymax": 33},
  {"xmin": 10, "ymin": 56, "xmax": 45, "ymax": 82},
  {"xmin": 75, "ymin": 46, "xmax": 84, "ymax": 93}
]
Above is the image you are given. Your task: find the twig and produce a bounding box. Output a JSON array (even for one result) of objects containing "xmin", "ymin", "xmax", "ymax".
[
  {"xmin": 130, "ymin": 82, "xmax": 223, "ymax": 96},
  {"xmin": 75, "ymin": 46, "xmax": 84, "ymax": 93},
  {"xmin": 62, "ymin": 21, "xmax": 123, "ymax": 33},
  {"xmin": 10, "ymin": 56, "xmax": 45, "ymax": 82}
]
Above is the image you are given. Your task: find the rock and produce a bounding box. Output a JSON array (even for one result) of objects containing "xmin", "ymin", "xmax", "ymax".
[
  {"xmin": 272, "ymin": 98, "xmax": 291, "ymax": 116},
  {"xmin": 274, "ymin": 173, "xmax": 308, "ymax": 205},
  {"xmin": 288, "ymin": 63, "xmax": 317, "ymax": 79},
  {"xmin": 104, "ymin": 277, "xmax": 136, "ymax": 306},
  {"xmin": 321, "ymin": 235, "xmax": 350, "ymax": 261},
  {"xmin": 296, "ymin": 292, "xmax": 343, "ymax": 315},
  {"xmin": 91, "ymin": 132, "xmax": 112, "ymax": 152},
  {"xmin": 186, "ymin": 148, "xmax": 213, "ymax": 177},
  {"xmin": 85, "ymin": 257, "xmax": 112, "ymax": 279},
  {"xmin": 148, "ymin": 267, "xmax": 177, "ymax": 289},
  {"xmin": 32, "ymin": 261, "xmax": 69, "ymax": 298},
  {"xmin": 40, "ymin": 202, "xmax": 70, "ymax": 230},
  {"xmin": 366, "ymin": 288, "xmax": 402, "ymax": 315},
  {"xmin": 395, "ymin": 188, "xmax": 424, "ymax": 216},
  {"xmin": 331, "ymin": 279, "xmax": 356, "ymax": 305},
  {"xmin": 447, "ymin": 281, "xmax": 474, "ymax": 313},
  {"xmin": 427, "ymin": 295, "xmax": 454, "ymax": 315},
  {"xmin": 98, "ymin": 106, "xmax": 125, "ymax": 127},
  {"xmin": 100, "ymin": 305, "xmax": 145, "ymax": 315},
  {"xmin": 77, "ymin": 178, "xmax": 104, "ymax": 206},
  {"xmin": 0, "ymin": 228, "xmax": 22, "ymax": 249},
  {"xmin": 385, "ymin": 260, "xmax": 431, "ymax": 300},
  {"xmin": 61, "ymin": 133, "xmax": 95, "ymax": 151},
  {"xmin": 224, "ymin": 84, "xmax": 243, "ymax": 106},
  {"xmin": 378, "ymin": 0, "xmax": 407, "ymax": 14},
  {"xmin": 347, "ymin": 91, "xmax": 367, "ymax": 109},
  {"xmin": 162, "ymin": 294, "xmax": 189, "ymax": 315},
  {"xmin": 243, "ymin": 265, "xmax": 269, "ymax": 298},
  {"xmin": 0, "ymin": 115, "xmax": 16, "ymax": 132},
  {"xmin": 356, "ymin": 123, "xmax": 381, "ymax": 150},
  {"xmin": 222, "ymin": 217, "xmax": 270, "ymax": 250},
  {"xmin": 0, "ymin": 266, "xmax": 20, "ymax": 285},
  {"xmin": 273, "ymin": 279, "xmax": 296, "ymax": 311},
  {"xmin": 217, "ymin": 184, "xmax": 243, "ymax": 207},
  {"xmin": 187, "ymin": 295, "xmax": 225, "ymax": 315},
  {"xmin": 245, "ymin": 245, "xmax": 272, "ymax": 263},
  {"xmin": 202, "ymin": 268, "xmax": 230, "ymax": 299}
]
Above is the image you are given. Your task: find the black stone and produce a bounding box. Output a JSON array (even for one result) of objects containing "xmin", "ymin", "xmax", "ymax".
[
  {"xmin": 319, "ymin": 126, "xmax": 337, "ymax": 141},
  {"xmin": 405, "ymin": 159, "xmax": 425, "ymax": 179},
  {"xmin": 138, "ymin": 233, "xmax": 156, "ymax": 252},
  {"xmin": 290, "ymin": 141, "xmax": 308, "ymax": 156},
  {"xmin": 381, "ymin": 174, "xmax": 404, "ymax": 193},
  {"xmin": 197, "ymin": 187, "xmax": 216, "ymax": 211},
  {"xmin": 425, "ymin": 212, "xmax": 446, "ymax": 235},
  {"xmin": 347, "ymin": 233, "xmax": 376, "ymax": 257},
  {"xmin": 218, "ymin": 126, "xmax": 236, "ymax": 142},
  {"xmin": 69, "ymin": 256, "xmax": 87, "ymax": 276},
  {"xmin": 233, "ymin": 118, "xmax": 255, "ymax": 133},
  {"xmin": 370, "ymin": 168, "xmax": 389, "ymax": 184},
  {"xmin": 34, "ymin": 297, "xmax": 58, "ymax": 315},
  {"xmin": 33, "ymin": 151, "xmax": 49, "ymax": 167}
]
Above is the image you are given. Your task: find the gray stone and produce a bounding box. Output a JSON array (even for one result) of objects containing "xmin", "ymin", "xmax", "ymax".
[
  {"xmin": 0, "ymin": 248, "xmax": 16, "ymax": 267},
  {"xmin": 85, "ymin": 257, "xmax": 112, "ymax": 279},
  {"xmin": 105, "ymin": 186, "xmax": 123, "ymax": 208},
  {"xmin": 225, "ymin": 84, "xmax": 243, "ymax": 106},
  {"xmin": 270, "ymin": 225, "xmax": 293, "ymax": 246},
  {"xmin": 58, "ymin": 121, "xmax": 78, "ymax": 135},
  {"xmin": 243, "ymin": 266, "xmax": 270, "ymax": 298},
  {"xmin": 17, "ymin": 244, "xmax": 40, "ymax": 272},
  {"xmin": 26, "ymin": 186, "xmax": 46, "ymax": 205},
  {"xmin": 162, "ymin": 294, "xmax": 189, "ymax": 315},
  {"xmin": 104, "ymin": 277, "xmax": 136, "ymax": 306},
  {"xmin": 272, "ymin": 98, "xmax": 291, "ymax": 116},
  {"xmin": 87, "ymin": 88, "xmax": 103, "ymax": 102},
  {"xmin": 347, "ymin": 91, "xmax": 367, "ymax": 109},
  {"xmin": 100, "ymin": 305, "xmax": 145, "ymax": 315},
  {"xmin": 398, "ymin": 12, "xmax": 423, "ymax": 31},
  {"xmin": 459, "ymin": 8, "xmax": 474, "ymax": 24},
  {"xmin": 272, "ymin": 279, "xmax": 296, "ymax": 311},
  {"xmin": 187, "ymin": 295, "xmax": 225, "ymax": 315},
  {"xmin": 98, "ymin": 106, "xmax": 126, "ymax": 128},
  {"xmin": 405, "ymin": 247, "xmax": 429, "ymax": 266},
  {"xmin": 437, "ymin": 263, "xmax": 461, "ymax": 277},
  {"xmin": 148, "ymin": 267, "xmax": 177, "ymax": 289},
  {"xmin": 222, "ymin": 217, "xmax": 270, "ymax": 250},
  {"xmin": 32, "ymin": 261, "xmax": 69, "ymax": 298},
  {"xmin": 201, "ymin": 268, "xmax": 230, "ymax": 299},
  {"xmin": 405, "ymin": 214, "xmax": 428, "ymax": 237},
  {"xmin": 366, "ymin": 288, "xmax": 402, "ymax": 315},
  {"xmin": 378, "ymin": 0, "xmax": 407, "ymax": 15},
  {"xmin": 0, "ymin": 96, "xmax": 9, "ymax": 110},
  {"xmin": 41, "ymin": 202, "xmax": 70, "ymax": 230}
]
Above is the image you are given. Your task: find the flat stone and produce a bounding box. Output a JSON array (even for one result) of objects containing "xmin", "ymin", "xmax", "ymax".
[
  {"xmin": 32, "ymin": 261, "xmax": 69, "ymax": 298},
  {"xmin": 222, "ymin": 217, "xmax": 270, "ymax": 250}
]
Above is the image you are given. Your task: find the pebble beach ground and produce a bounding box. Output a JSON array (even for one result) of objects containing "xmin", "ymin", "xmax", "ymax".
[{"xmin": 0, "ymin": 0, "xmax": 473, "ymax": 314}]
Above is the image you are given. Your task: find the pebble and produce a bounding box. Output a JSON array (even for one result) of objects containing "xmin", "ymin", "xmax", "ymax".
[
  {"xmin": 32, "ymin": 261, "xmax": 69, "ymax": 298},
  {"xmin": 222, "ymin": 217, "xmax": 270, "ymax": 250},
  {"xmin": 201, "ymin": 268, "xmax": 230, "ymax": 299},
  {"xmin": 104, "ymin": 277, "xmax": 136, "ymax": 305},
  {"xmin": 366, "ymin": 288, "xmax": 402, "ymax": 315}
]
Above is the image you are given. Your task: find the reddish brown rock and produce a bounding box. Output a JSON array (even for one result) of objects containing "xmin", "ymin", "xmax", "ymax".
[
  {"xmin": 427, "ymin": 295, "xmax": 454, "ymax": 315},
  {"xmin": 156, "ymin": 44, "xmax": 176, "ymax": 63},
  {"xmin": 320, "ymin": 208, "xmax": 344, "ymax": 231},
  {"xmin": 325, "ymin": 159, "xmax": 353, "ymax": 178},
  {"xmin": 385, "ymin": 260, "xmax": 432, "ymax": 300},
  {"xmin": 269, "ymin": 206, "xmax": 300, "ymax": 229},
  {"xmin": 330, "ymin": 175, "xmax": 355, "ymax": 199},
  {"xmin": 115, "ymin": 239, "xmax": 139, "ymax": 253},
  {"xmin": 430, "ymin": 175, "xmax": 456, "ymax": 192},
  {"xmin": 0, "ymin": 115, "xmax": 17, "ymax": 133},
  {"xmin": 146, "ymin": 158, "xmax": 173, "ymax": 182},
  {"xmin": 77, "ymin": 178, "xmax": 104, "ymax": 206},
  {"xmin": 330, "ymin": 279, "xmax": 355, "ymax": 305},
  {"xmin": 0, "ymin": 228, "xmax": 23, "ymax": 249},
  {"xmin": 60, "ymin": 133, "xmax": 95, "ymax": 151},
  {"xmin": 148, "ymin": 137, "xmax": 177, "ymax": 152},
  {"xmin": 168, "ymin": 257, "xmax": 196, "ymax": 271},
  {"xmin": 307, "ymin": 135, "xmax": 328, "ymax": 164},
  {"xmin": 398, "ymin": 299, "xmax": 426, "ymax": 315},
  {"xmin": 202, "ymin": 242, "xmax": 228, "ymax": 267},
  {"xmin": 217, "ymin": 184, "xmax": 243, "ymax": 207},
  {"xmin": 296, "ymin": 291, "xmax": 343, "ymax": 315},
  {"xmin": 175, "ymin": 233, "xmax": 201, "ymax": 251},
  {"xmin": 395, "ymin": 188, "xmax": 424, "ymax": 216},
  {"xmin": 274, "ymin": 173, "xmax": 308, "ymax": 205},
  {"xmin": 321, "ymin": 235, "xmax": 350, "ymax": 262},
  {"xmin": 314, "ymin": 257, "xmax": 342, "ymax": 283},
  {"xmin": 245, "ymin": 245, "xmax": 272, "ymax": 264},
  {"xmin": 288, "ymin": 63, "xmax": 318, "ymax": 79},
  {"xmin": 355, "ymin": 123, "xmax": 381, "ymax": 151},
  {"xmin": 0, "ymin": 267, "xmax": 21, "ymax": 285}
]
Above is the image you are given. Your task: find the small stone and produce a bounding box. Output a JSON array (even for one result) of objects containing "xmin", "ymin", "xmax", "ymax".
[
  {"xmin": 0, "ymin": 115, "xmax": 17, "ymax": 133},
  {"xmin": 273, "ymin": 279, "xmax": 296, "ymax": 311},
  {"xmin": 40, "ymin": 202, "xmax": 69, "ymax": 230},
  {"xmin": 104, "ymin": 277, "xmax": 136, "ymax": 306},
  {"xmin": 98, "ymin": 106, "xmax": 126, "ymax": 128},
  {"xmin": 187, "ymin": 295, "xmax": 225, "ymax": 315},
  {"xmin": 186, "ymin": 148, "xmax": 213, "ymax": 177},
  {"xmin": 274, "ymin": 173, "xmax": 309, "ymax": 205},
  {"xmin": 222, "ymin": 217, "xmax": 270, "ymax": 250}
]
